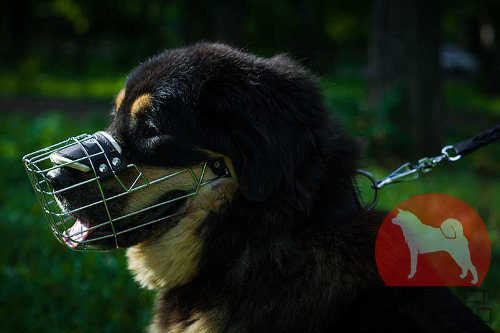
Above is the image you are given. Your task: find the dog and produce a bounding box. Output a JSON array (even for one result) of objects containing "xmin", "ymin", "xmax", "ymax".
[
  {"xmin": 46, "ymin": 43, "xmax": 492, "ymax": 332},
  {"xmin": 392, "ymin": 209, "xmax": 478, "ymax": 284}
]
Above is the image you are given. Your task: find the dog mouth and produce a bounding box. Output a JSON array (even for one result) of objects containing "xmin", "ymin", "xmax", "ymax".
[
  {"xmin": 61, "ymin": 217, "xmax": 93, "ymax": 248},
  {"xmin": 60, "ymin": 190, "xmax": 189, "ymax": 249}
]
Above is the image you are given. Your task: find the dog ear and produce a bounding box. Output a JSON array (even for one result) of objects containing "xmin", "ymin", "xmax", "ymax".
[
  {"xmin": 196, "ymin": 65, "xmax": 319, "ymax": 202},
  {"xmin": 230, "ymin": 133, "xmax": 283, "ymax": 201}
]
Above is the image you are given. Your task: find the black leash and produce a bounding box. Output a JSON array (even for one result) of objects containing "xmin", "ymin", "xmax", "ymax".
[
  {"xmin": 355, "ymin": 124, "xmax": 500, "ymax": 211},
  {"xmin": 452, "ymin": 124, "xmax": 500, "ymax": 157}
]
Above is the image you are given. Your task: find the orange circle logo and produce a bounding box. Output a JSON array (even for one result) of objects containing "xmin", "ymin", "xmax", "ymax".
[{"xmin": 375, "ymin": 193, "xmax": 491, "ymax": 286}]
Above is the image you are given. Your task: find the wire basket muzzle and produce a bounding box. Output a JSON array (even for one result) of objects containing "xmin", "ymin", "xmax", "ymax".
[{"xmin": 22, "ymin": 132, "xmax": 221, "ymax": 251}]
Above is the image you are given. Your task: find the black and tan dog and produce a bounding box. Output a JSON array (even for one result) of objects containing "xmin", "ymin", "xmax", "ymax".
[{"xmin": 48, "ymin": 43, "xmax": 492, "ymax": 332}]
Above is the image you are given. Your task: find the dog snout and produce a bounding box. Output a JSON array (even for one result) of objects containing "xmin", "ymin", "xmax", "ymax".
[{"xmin": 47, "ymin": 168, "xmax": 73, "ymax": 190}]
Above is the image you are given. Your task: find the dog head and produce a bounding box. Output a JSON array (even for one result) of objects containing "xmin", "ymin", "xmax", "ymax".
[
  {"xmin": 392, "ymin": 209, "xmax": 420, "ymax": 226},
  {"xmin": 41, "ymin": 43, "xmax": 336, "ymax": 252}
]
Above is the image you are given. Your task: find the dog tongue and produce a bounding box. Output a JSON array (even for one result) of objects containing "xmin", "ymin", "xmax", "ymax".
[{"xmin": 62, "ymin": 218, "xmax": 92, "ymax": 249}]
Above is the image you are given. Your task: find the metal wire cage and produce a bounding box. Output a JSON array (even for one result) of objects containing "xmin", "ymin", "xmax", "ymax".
[{"xmin": 22, "ymin": 133, "xmax": 218, "ymax": 251}]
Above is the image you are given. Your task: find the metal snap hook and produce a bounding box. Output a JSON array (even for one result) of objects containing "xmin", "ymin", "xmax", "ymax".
[{"xmin": 441, "ymin": 145, "xmax": 462, "ymax": 161}]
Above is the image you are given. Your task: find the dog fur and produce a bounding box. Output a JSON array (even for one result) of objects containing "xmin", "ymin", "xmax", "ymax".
[{"xmin": 53, "ymin": 43, "xmax": 492, "ymax": 332}]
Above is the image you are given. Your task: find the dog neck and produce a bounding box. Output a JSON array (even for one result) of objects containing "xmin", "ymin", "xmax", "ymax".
[{"xmin": 126, "ymin": 177, "xmax": 237, "ymax": 291}]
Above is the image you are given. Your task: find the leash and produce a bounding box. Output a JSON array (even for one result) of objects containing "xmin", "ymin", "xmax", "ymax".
[{"xmin": 355, "ymin": 124, "xmax": 500, "ymax": 211}]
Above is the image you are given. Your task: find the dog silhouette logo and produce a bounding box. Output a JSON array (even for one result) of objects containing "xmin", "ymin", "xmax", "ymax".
[
  {"xmin": 391, "ymin": 209, "xmax": 477, "ymax": 284},
  {"xmin": 375, "ymin": 193, "xmax": 491, "ymax": 286}
]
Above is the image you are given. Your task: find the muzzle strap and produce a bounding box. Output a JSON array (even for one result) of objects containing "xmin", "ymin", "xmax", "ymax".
[{"xmin": 49, "ymin": 131, "xmax": 127, "ymax": 180}]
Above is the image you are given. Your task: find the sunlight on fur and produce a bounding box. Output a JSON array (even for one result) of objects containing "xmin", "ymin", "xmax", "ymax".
[
  {"xmin": 123, "ymin": 165, "xmax": 208, "ymax": 213},
  {"xmin": 127, "ymin": 177, "xmax": 237, "ymax": 290},
  {"xmin": 149, "ymin": 309, "xmax": 227, "ymax": 333}
]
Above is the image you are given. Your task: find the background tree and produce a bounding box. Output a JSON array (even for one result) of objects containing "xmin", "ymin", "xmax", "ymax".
[{"xmin": 367, "ymin": 0, "xmax": 443, "ymax": 157}]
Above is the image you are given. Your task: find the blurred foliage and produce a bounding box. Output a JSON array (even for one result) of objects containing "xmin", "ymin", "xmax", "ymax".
[
  {"xmin": 2, "ymin": 0, "xmax": 499, "ymax": 79},
  {"xmin": 1, "ymin": 0, "xmax": 372, "ymax": 74},
  {"xmin": 0, "ymin": 72, "xmax": 126, "ymax": 99},
  {"xmin": 445, "ymin": 81, "xmax": 500, "ymax": 116},
  {"xmin": 321, "ymin": 74, "xmax": 500, "ymax": 171}
]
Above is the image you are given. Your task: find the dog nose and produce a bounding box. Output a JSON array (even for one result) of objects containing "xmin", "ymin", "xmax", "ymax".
[{"xmin": 46, "ymin": 168, "xmax": 72, "ymax": 190}]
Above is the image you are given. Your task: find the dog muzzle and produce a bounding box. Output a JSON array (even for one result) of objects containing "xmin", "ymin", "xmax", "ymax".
[{"xmin": 22, "ymin": 131, "xmax": 228, "ymax": 251}]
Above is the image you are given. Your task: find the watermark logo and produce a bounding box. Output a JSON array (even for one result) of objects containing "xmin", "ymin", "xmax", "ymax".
[{"xmin": 375, "ymin": 193, "xmax": 491, "ymax": 286}]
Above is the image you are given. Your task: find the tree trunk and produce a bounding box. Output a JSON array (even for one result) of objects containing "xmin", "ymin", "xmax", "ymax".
[{"xmin": 367, "ymin": 0, "xmax": 443, "ymax": 157}]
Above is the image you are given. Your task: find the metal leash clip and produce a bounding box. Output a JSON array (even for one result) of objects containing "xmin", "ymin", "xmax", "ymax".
[
  {"xmin": 355, "ymin": 144, "xmax": 465, "ymax": 211},
  {"xmin": 374, "ymin": 145, "xmax": 461, "ymax": 190},
  {"xmin": 354, "ymin": 124, "xmax": 498, "ymax": 211}
]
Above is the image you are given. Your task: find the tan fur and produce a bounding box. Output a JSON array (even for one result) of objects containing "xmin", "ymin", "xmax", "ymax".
[
  {"xmin": 123, "ymin": 166, "xmax": 206, "ymax": 213},
  {"xmin": 115, "ymin": 89, "xmax": 125, "ymax": 111},
  {"xmin": 126, "ymin": 209, "xmax": 207, "ymax": 290},
  {"xmin": 126, "ymin": 158, "xmax": 237, "ymax": 332},
  {"xmin": 131, "ymin": 93, "xmax": 152, "ymax": 117},
  {"xmin": 126, "ymin": 174, "xmax": 237, "ymax": 290},
  {"xmin": 148, "ymin": 309, "xmax": 228, "ymax": 333}
]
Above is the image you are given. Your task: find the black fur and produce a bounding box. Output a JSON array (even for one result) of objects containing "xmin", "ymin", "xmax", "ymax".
[{"xmin": 92, "ymin": 43, "xmax": 493, "ymax": 332}]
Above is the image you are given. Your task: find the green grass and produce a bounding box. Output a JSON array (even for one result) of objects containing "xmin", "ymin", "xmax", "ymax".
[
  {"xmin": 444, "ymin": 81, "xmax": 500, "ymax": 116},
  {"xmin": 0, "ymin": 72, "xmax": 127, "ymax": 99}
]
